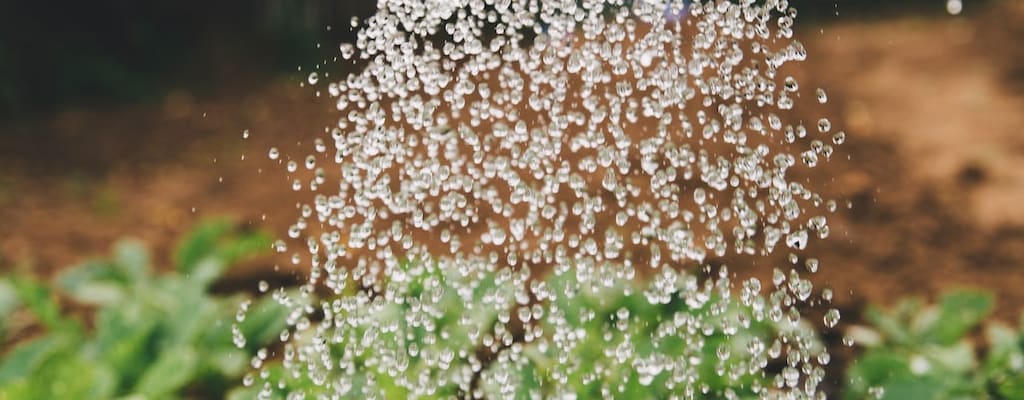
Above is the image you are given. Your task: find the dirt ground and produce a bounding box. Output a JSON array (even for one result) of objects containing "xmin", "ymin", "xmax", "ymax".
[{"xmin": 1, "ymin": 0, "xmax": 1023, "ymax": 367}]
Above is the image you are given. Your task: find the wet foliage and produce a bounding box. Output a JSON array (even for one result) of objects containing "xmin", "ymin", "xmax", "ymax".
[
  {"xmin": 0, "ymin": 221, "xmax": 286, "ymax": 399},
  {"xmin": 845, "ymin": 290, "xmax": 1024, "ymax": 400}
]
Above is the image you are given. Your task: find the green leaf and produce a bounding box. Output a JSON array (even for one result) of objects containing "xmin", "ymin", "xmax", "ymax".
[
  {"xmin": 985, "ymin": 324, "xmax": 1018, "ymax": 365},
  {"xmin": 185, "ymin": 258, "xmax": 229, "ymax": 289},
  {"xmin": 0, "ymin": 221, "xmax": 288, "ymax": 400},
  {"xmin": 175, "ymin": 220, "xmax": 233, "ymax": 274},
  {"xmin": 998, "ymin": 378, "xmax": 1024, "ymax": 400},
  {"xmin": 132, "ymin": 345, "xmax": 199, "ymax": 397},
  {"xmin": 0, "ymin": 279, "xmax": 18, "ymax": 314},
  {"xmin": 57, "ymin": 261, "xmax": 131, "ymax": 306},
  {"xmin": 92, "ymin": 305, "xmax": 159, "ymax": 384},
  {"xmin": 0, "ymin": 334, "xmax": 74, "ymax": 385},
  {"xmin": 46, "ymin": 354, "xmax": 118, "ymax": 400},
  {"xmin": 174, "ymin": 221, "xmax": 270, "ymax": 287},
  {"xmin": 908, "ymin": 306, "xmax": 940, "ymax": 341},
  {"xmin": 877, "ymin": 375, "xmax": 945, "ymax": 400},
  {"xmin": 845, "ymin": 290, "xmax": 999, "ymax": 400},
  {"xmin": 843, "ymin": 350, "xmax": 911, "ymax": 399},
  {"xmin": 112, "ymin": 239, "xmax": 151, "ymax": 282},
  {"xmin": 8, "ymin": 275, "xmax": 80, "ymax": 334},
  {"xmin": 864, "ymin": 304, "xmax": 912, "ymax": 345},
  {"xmin": 225, "ymin": 363, "xmax": 319, "ymax": 400},
  {"xmin": 925, "ymin": 290, "xmax": 993, "ymax": 345},
  {"xmin": 234, "ymin": 296, "xmax": 289, "ymax": 351},
  {"xmin": 0, "ymin": 337, "xmax": 114, "ymax": 400},
  {"xmin": 206, "ymin": 347, "xmax": 250, "ymax": 378},
  {"xmin": 923, "ymin": 342, "xmax": 976, "ymax": 373},
  {"xmin": 60, "ymin": 279, "xmax": 126, "ymax": 306},
  {"xmin": 0, "ymin": 278, "xmax": 19, "ymax": 336},
  {"xmin": 218, "ymin": 230, "xmax": 272, "ymax": 267},
  {"xmin": 158, "ymin": 291, "xmax": 222, "ymax": 349}
]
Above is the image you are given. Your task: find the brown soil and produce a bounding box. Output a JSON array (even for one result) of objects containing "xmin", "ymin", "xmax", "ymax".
[{"xmin": 1, "ymin": 0, "xmax": 1023, "ymax": 388}]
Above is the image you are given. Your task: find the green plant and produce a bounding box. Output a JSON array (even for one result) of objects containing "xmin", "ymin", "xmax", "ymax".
[
  {"xmin": 230, "ymin": 263, "xmax": 823, "ymax": 399},
  {"xmin": 227, "ymin": 259, "xmax": 509, "ymax": 399},
  {"xmin": 478, "ymin": 269, "xmax": 822, "ymax": 400},
  {"xmin": 0, "ymin": 221, "xmax": 288, "ymax": 399},
  {"xmin": 844, "ymin": 289, "xmax": 1024, "ymax": 400},
  {"xmin": 0, "ymin": 279, "xmax": 21, "ymax": 340}
]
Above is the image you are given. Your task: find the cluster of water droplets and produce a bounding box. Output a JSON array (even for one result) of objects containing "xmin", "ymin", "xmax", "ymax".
[{"xmin": 238, "ymin": 0, "xmax": 848, "ymax": 398}]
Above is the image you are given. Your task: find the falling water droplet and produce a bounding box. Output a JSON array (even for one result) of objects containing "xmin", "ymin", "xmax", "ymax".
[
  {"xmin": 246, "ymin": 1, "xmax": 849, "ymax": 397},
  {"xmin": 833, "ymin": 131, "xmax": 846, "ymax": 145},
  {"xmin": 824, "ymin": 308, "xmax": 841, "ymax": 328},
  {"xmin": 946, "ymin": 0, "xmax": 963, "ymax": 15},
  {"xmin": 817, "ymin": 118, "xmax": 832, "ymax": 133}
]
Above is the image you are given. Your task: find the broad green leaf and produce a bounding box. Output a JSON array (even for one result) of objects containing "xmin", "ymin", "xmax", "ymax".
[
  {"xmin": 113, "ymin": 239, "xmax": 151, "ymax": 282},
  {"xmin": 847, "ymin": 326, "xmax": 883, "ymax": 349},
  {"xmin": 0, "ymin": 279, "xmax": 18, "ymax": 336},
  {"xmin": 0, "ymin": 343, "xmax": 115, "ymax": 400},
  {"xmin": 8, "ymin": 275, "xmax": 80, "ymax": 334},
  {"xmin": 0, "ymin": 379, "xmax": 34, "ymax": 400},
  {"xmin": 133, "ymin": 345, "xmax": 199, "ymax": 397},
  {"xmin": 864, "ymin": 304, "xmax": 911, "ymax": 345},
  {"xmin": 57, "ymin": 261, "xmax": 131, "ymax": 306},
  {"xmin": 225, "ymin": 363, "xmax": 320, "ymax": 400},
  {"xmin": 877, "ymin": 375, "xmax": 945, "ymax": 400},
  {"xmin": 985, "ymin": 323, "xmax": 1024, "ymax": 399},
  {"xmin": 159, "ymin": 291, "xmax": 222, "ymax": 349},
  {"xmin": 46, "ymin": 354, "xmax": 118, "ymax": 400},
  {"xmin": 998, "ymin": 377, "xmax": 1024, "ymax": 400},
  {"xmin": 175, "ymin": 220, "xmax": 233, "ymax": 274},
  {"xmin": 926, "ymin": 290, "xmax": 993, "ymax": 345},
  {"xmin": 63, "ymin": 281, "xmax": 125, "ymax": 306},
  {"xmin": 92, "ymin": 305, "xmax": 159, "ymax": 384},
  {"xmin": 908, "ymin": 306, "xmax": 940, "ymax": 341},
  {"xmin": 0, "ymin": 279, "xmax": 17, "ymax": 314},
  {"xmin": 0, "ymin": 334, "xmax": 75, "ymax": 385},
  {"xmin": 141, "ymin": 275, "xmax": 194, "ymax": 316},
  {"xmin": 843, "ymin": 350, "xmax": 912, "ymax": 400},
  {"xmin": 234, "ymin": 296, "xmax": 289, "ymax": 351},
  {"xmin": 175, "ymin": 221, "xmax": 269, "ymax": 286},
  {"xmin": 218, "ymin": 230, "xmax": 272, "ymax": 266},
  {"xmin": 206, "ymin": 347, "xmax": 250, "ymax": 378},
  {"xmin": 986, "ymin": 324, "xmax": 1019, "ymax": 366},
  {"xmin": 185, "ymin": 258, "xmax": 227, "ymax": 288},
  {"xmin": 923, "ymin": 342, "xmax": 976, "ymax": 373},
  {"xmin": 225, "ymin": 385, "xmax": 267, "ymax": 400}
]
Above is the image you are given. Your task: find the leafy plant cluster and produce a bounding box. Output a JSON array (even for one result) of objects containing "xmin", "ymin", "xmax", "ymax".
[
  {"xmin": 844, "ymin": 290, "xmax": 1024, "ymax": 400},
  {"xmin": 226, "ymin": 258, "xmax": 511, "ymax": 400},
  {"xmin": 478, "ymin": 271, "xmax": 817, "ymax": 400},
  {"xmin": 0, "ymin": 221, "xmax": 288, "ymax": 399},
  {"xmin": 5, "ymin": 221, "xmax": 1024, "ymax": 400},
  {"xmin": 232, "ymin": 264, "xmax": 822, "ymax": 400}
]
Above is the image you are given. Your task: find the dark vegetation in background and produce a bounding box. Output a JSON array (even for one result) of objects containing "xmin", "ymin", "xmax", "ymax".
[
  {"xmin": 0, "ymin": 0, "xmax": 977, "ymax": 120},
  {"xmin": 0, "ymin": 1, "xmax": 376, "ymax": 119}
]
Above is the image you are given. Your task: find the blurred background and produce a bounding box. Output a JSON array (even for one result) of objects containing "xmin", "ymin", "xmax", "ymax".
[{"xmin": 1, "ymin": 0, "xmax": 1023, "ymax": 389}]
